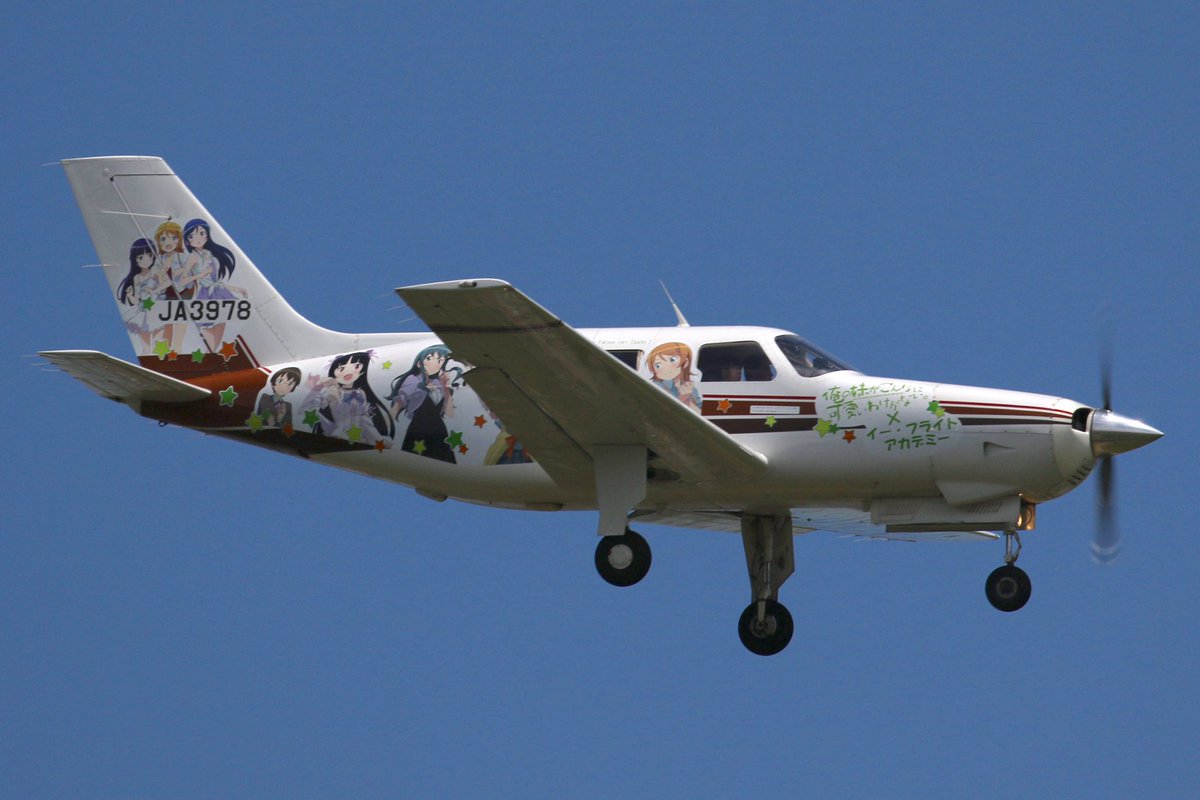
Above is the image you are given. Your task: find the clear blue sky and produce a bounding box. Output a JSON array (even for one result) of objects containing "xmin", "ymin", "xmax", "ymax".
[{"xmin": 4, "ymin": 3, "xmax": 1198, "ymax": 797}]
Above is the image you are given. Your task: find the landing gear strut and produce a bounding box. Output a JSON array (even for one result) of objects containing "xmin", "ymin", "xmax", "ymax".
[
  {"xmin": 738, "ymin": 513, "xmax": 795, "ymax": 656},
  {"xmin": 595, "ymin": 529, "xmax": 652, "ymax": 587},
  {"xmin": 986, "ymin": 531, "xmax": 1032, "ymax": 612}
]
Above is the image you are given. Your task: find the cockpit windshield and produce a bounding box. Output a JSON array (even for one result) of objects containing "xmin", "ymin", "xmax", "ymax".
[{"xmin": 774, "ymin": 334, "xmax": 853, "ymax": 378}]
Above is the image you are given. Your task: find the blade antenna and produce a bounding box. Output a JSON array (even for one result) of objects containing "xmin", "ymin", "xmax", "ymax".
[{"xmin": 659, "ymin": 280, "xmax": 690, "ymax": 328}]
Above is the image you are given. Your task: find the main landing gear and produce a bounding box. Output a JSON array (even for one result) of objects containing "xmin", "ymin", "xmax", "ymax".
[
  {"xmin": 738, "ymin": 513, "xmax": 795, "ymax": 656},
  {"xmin": 595, "ymin": 529, "xmax": 652, "ymax": 587},
  {"xmin": 985, "ymin": 531, "xmax": 1032, "ymax": 612},
  {"xmin": 592, "ymin": 514, "xmax": 798, "ymax": 656}
]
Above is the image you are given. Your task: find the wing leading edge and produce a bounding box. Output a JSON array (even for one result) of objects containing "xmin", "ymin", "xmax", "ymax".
[{"xmin": 396, "ymin": 279, "xmax": 768, "ymax": 493}]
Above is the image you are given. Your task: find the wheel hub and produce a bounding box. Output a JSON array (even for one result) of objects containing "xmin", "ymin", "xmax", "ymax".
[
  {"xmin": 995, "ymin": 576, "xmax": 1019, "ymax": 599},
  {"xmin": 607, "ymin": 544, "xmax": 634, "ymax": 570}
]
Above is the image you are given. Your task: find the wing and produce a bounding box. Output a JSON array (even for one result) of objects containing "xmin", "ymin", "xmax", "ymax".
[
  {"xmin": 40, "ymin": 350, "xmax": 211, "ymax": 404},
  {"xmin": 396, "ymin": 279, "xmax": 768, "ymax": 492}
]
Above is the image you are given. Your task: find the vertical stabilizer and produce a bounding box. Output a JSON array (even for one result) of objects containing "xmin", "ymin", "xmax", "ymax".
[{"xmin": 62, "ymin": 156, "xmax": 396, "ymax": 378}]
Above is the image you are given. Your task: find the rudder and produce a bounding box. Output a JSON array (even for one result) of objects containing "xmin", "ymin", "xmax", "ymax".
[{"xmin": 63, "ymin": 156, "xmax": 394, "ymax": 380}]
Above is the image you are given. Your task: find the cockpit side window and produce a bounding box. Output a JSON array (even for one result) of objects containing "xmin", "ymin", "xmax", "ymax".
[
  {"xmin": 697, "ymin": 342, "xmax": 777, "ymax": 382},
  {"xmin": 775, "ymin": 334, "xmax": 852, "ymax": 378},
  {"xmin": 606, "ymin": 349, "xmax": 641, "ymax": 370}
]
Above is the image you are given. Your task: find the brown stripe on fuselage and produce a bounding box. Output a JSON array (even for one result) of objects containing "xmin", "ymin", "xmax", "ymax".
[{"xmin": 709, "ymin": 418, "xmax": 818, "ymax": 434}]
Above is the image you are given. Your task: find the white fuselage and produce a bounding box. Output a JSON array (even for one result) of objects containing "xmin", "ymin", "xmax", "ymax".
[{"xmin": 214, "ymin": 325, "xmax": 1095, "ymax": 516}]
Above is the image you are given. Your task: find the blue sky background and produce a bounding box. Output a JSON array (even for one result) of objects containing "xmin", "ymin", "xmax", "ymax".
[{"xmin": 4, "ymin": 3, "xmax": 1198, "ymax": 797}]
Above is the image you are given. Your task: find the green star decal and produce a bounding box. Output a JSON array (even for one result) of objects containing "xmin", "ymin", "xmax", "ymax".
[
  {"xmin": 303, "ymin": 409, "xmax": 320, "ymax": 428},
  {"xmin": 382, "ymin": 361, "xmax": 393, "ymax": 370},
  {"xmin": 444, "ymin": 430, "xmax": 464, "ymax": 448},
  {"xmin": 347, "ymin": 425, "xmax": 363, "ymax": 443},
  {"xmin": 764, "ymin": 416, "xmax": 777, "ymax": 428},
  {"xmin": 191, "ymin": 349, "xmax": 205, "ymax": 364},
  {"xmin": 141, "ymin": 297, "xmax": 155, "ymax": 311},
  {"xmin": 153, "ymin": 340, "xmax": 171, "ymax": 359},
  {"xmin": 928, "ymin": 400, "xmax": 945, "ymax": 417},
  {"xmin": 246, "ymin": 413, "xmax": 264, "ymax": 432},
  {"xmin": 815, "ymin": 418, "xmax": 840, "ymax": 438},
  {"xmin": 218, "ymin": 386, "xmax": 238, "ymax": 407},
  {"xmin": 412, "ymin": 440, "xmax": 427, "ymax": 455}
]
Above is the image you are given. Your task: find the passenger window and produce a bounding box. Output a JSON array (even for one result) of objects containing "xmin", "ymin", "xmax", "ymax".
[
  {"xmin": 698, "ymin": 342, "xmax": 777, "ymax": 382},
  {"xmin": 606, "ymin": 349, "xmax": 641, "ymax": 370}
]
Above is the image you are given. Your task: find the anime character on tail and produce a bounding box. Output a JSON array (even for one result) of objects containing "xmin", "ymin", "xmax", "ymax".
[{"xmin": 116, "ymin": 238, "xmax": 172, "ymax": 355}]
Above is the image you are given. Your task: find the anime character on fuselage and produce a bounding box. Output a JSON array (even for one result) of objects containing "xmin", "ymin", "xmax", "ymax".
[
  {"xmin": 647, "ymin": 341, "xmax": 702, "ymax": 413},
  {"xmin": 388, "ymin": 344, "xmax": 463, "ymax": 463},
  {"xmin": 116, "ymin": 238, "xmax": 173, "ymax": 355},
  {"xmin": 256, "ymin": 366, "xmax": 302, "ymax": 430},
  {"xmin": 174, "ymin": 218, "xmax": 244, "ymax": 352},
  {"xmin": 302, "ymin": 351, "xmax": 394, "ymax": 446},
  {"xmin": 482, "ymin": 405, "xmax": 534, "ymax": 465}
]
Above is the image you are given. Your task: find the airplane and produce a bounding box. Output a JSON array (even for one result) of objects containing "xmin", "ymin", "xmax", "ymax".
[{"xmin": 42, "ymin": 156, "xmax": 1164, "ymax": 656}]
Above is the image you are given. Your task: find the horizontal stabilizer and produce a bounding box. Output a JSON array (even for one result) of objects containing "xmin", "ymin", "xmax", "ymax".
[{"xmin": 39, "ymin": 350, "xmax": 211, "ymax": 404}]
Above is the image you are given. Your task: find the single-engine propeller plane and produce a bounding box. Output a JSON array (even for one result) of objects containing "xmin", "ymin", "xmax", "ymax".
[{"xmin": 43, "ymin": 157, "xmax": 1163, "ymax": 655}]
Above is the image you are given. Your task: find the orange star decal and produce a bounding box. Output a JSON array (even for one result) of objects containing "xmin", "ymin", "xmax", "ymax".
[
  {"xmin": 166, "ymin": 350, "xmax": 179, "ymax": 362},
  {"xmin": 282, "ymin": 424, "xmax": 295, "ymax": 438},
  {"xmin": 218, "ymin": 341, "xmax": 238, "ymax": 362},
  {"xmin": 842, "ymin": 430, "xmax": 856, "ymax": 443},
  {"xmin": 458, "ymin": 444, "xmax": 469, "ymax": 455},
  {"xmin": 717, "ymin": 398, "xmax": 733, "ymax": 413},
  {"xmin": 474, "ymin": 415, "xmax": 487, "ymax": 428},
  {"xmin": 375, "ymin": 439, "xmax": 387, "ymax": 452}
]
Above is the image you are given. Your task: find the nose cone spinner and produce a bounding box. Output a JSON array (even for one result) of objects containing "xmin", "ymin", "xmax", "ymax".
[{"xmin": 1091, "ymin": 410, "xmax": 1164, "ymax": 457}]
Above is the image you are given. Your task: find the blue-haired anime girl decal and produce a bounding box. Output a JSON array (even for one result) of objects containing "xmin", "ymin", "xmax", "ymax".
[
  {"xmin": 302, "ymin": 351, "xmax": 394, "ymax": 446},
  {"xmin": 117, "ymin": 238, "xmax": 172, "ymax": 355},
  {"xmin": 175, "ymin": 218, "xmax": 244, "ymax": 352},
  {"xmin": 388, "ymin": 344, "xmax": 464, "ymax": 463}
]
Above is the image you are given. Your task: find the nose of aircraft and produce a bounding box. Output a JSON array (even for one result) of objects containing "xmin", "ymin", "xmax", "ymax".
[{"xmin": 1090, "ymin": 410, "xmax": 1164, "ymax": 457}]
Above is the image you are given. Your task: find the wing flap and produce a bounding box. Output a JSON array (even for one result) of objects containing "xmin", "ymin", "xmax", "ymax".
[
  {"xmin": 396, "ymin": 280, "xmax": 768, "ymax": 487},
  {"xmin": 40, "ymin": 350, "xmax": 211, "ymax": 404}
]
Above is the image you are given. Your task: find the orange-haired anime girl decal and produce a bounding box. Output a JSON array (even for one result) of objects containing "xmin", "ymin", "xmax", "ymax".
[{"xmin": 646, "ymin": 341, "xmax": 702, "ymax": 413}]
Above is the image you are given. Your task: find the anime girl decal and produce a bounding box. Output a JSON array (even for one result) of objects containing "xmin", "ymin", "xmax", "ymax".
[
  {"xmin": 154, "ymin": 221, "xmax": 188, "ymax": 351},
  {"xmin": 116, "ymin": 238, "xmax": 172, "ymax": 355},
  {"xmin": 302, "ymin": 351, "xmax": 394, "ymax": 446},
  {"xmin": 175, "ymin": 218, "xmax": 244, "ymax": 352},
  {"xmin": 647, "ymin": 342, "xmax": 702, "ymax": 413},
  {"xmin": 387, "ymin": 344, "xmax": 464, "ymax": 463}
]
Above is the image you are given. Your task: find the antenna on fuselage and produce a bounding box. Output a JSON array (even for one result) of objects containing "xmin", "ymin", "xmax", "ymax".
[{"xmin": 659, "ymin": 280, "xmax": 690, "ymax": 327}]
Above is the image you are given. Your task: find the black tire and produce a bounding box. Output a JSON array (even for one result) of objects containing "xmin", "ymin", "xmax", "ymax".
[
  {"xmin": 737, "ymin": 600, "xmax": 794, "ymax": 656},
  {"xmin": 594, "ymin": 529, "xmax": 652, "ymax": 587},
  {"xmin": 985, "ymin": 564, "xmax": 1032, "ymax": 612}
]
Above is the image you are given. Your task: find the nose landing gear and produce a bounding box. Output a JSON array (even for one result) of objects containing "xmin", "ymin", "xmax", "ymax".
[{"xmin": 986, "ymin": 531, "xmax": 1032, "ymax": 612}]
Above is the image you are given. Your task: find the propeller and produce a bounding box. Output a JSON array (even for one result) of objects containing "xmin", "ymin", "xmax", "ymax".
[
  {"xmin": 1088, "ymin": 324, "xmax": 1163, "ymax": 563},
  {"xmin": 1092, "ymin": 333, "xmax": 1118, "ymax": 563}
]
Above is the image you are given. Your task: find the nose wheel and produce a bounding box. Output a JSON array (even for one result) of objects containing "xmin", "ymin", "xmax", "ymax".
[
  {"xmin": 595, "ymin": 529, "xmax": 652, "ymax": 587},
  {"xmin": 986, "ymin": 532, "xmax": 1032, "ymax": 612}
]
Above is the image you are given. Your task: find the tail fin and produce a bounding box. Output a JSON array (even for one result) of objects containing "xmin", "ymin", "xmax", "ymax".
[{"xmin": 63, "ymin": 156, "xmax": 395, "ymax": 379}]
